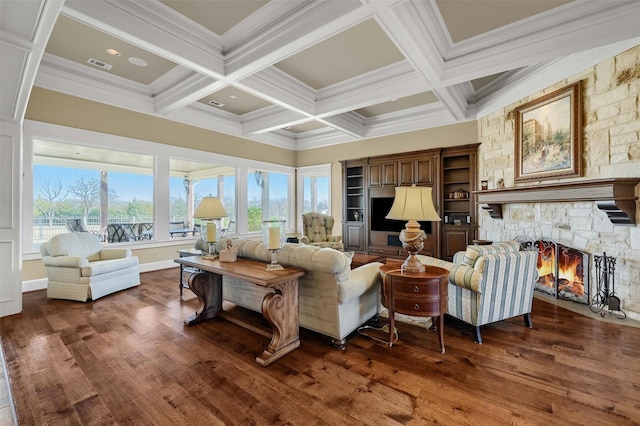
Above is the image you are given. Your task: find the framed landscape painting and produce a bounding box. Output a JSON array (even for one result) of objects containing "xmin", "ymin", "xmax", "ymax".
[{"xmin": 514, "ymin": 81, "xmax": 582, "ymax": 182}]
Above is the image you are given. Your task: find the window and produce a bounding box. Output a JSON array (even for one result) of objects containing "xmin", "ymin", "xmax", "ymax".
[
  {"xmin": 249, "ymin": 169, "xmax": 293, "ymax": 232},
  {"xmin": 31, "ymin": 139, "xmax": 153, "ymax": 249},
  {"xmin": 23, "ymin": 121, "xmax": 299, "ymax": 254},
  {"xmin": 297, "ymin": 164, "xmax": 332, "ymax": 228},
  {"xmin": 170, "ymin": 159, "xmax": 236, "ymax": 238}
]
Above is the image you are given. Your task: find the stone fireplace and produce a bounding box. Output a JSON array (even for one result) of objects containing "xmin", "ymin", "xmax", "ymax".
[
  {"xmin": 476, "ymin": 45, "xmax": 640, "ymax": 321},
  {"xmin": 533, "ymin": 239, "xmax": 589, "ymax": 304}
]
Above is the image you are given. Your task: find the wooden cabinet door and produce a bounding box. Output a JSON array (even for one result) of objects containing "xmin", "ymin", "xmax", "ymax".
[
  {"xmin": 415, "ymin": 157, "xmax": 435, "ymax": 185},
  {"xmin": 369, "ymin": 161, "xmax": 397, "ymax": 187},
  {"xmin": 399, "ymin": 160, "xmax": 414, "ymax": 186},
  {"xmin": 442, "ymin": 227, "xmax": 470, "ymax": 261},
  {"xmin": 345, "ymin": 224, "xmax": 365, "ymax": 251}
]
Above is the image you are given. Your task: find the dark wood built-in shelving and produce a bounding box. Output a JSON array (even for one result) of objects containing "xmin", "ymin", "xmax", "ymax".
[{"xmin": 474, "ymin": 178, "xmax": 640, "ymax": 225}]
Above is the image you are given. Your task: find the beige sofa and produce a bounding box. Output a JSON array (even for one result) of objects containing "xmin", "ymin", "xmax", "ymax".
[
  {"xmin": 40, "ymin": 232, "xmax": 141, "ymax": 302},
  {"xmin": 213, "ymin": 238, "xmax": 382, "ymax": 348}
]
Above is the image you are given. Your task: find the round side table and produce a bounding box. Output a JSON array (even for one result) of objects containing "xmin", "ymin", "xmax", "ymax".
[{"xmin": 379, "ymin": 262, "xmax": 449, "ymax": 354}]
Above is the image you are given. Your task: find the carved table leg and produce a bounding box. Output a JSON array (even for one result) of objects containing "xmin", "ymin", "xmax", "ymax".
[
  {"xmin": 184, "ymin": 271, "xmax": 223, "ymax": 326},
  {"xmin": 256, "ymin": 278, "xmax": 300, "ymax": 366}
]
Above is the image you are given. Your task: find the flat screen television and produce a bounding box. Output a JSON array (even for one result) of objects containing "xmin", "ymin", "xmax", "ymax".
[{"xmin": 370, "ymin": 197, "xmax": 432, "ymax": 234}]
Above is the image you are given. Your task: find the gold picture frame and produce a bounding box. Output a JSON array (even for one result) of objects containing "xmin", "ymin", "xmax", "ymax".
[{"xmin": 514, "ymin": 81, "xmax": 583, "ymax": 182}]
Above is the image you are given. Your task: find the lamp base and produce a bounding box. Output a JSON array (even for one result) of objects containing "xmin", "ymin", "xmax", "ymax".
[
  {"xmin": 401, "ymin": 252, "xmax": 425, "ymax": 273},
  {"xmin": 399, "ymin": 226, "xmax": 426, "ymax": 273}
]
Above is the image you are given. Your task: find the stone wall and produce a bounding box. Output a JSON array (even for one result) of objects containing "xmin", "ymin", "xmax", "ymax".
[{"xmin": 477, "ymin": 45, "xmax": 640, "ymax": 320}]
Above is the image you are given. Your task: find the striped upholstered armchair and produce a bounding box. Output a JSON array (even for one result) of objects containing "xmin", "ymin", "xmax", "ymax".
[{"xmin": 418, "ymin": 240, "xmax": 539, "ymax": 343}]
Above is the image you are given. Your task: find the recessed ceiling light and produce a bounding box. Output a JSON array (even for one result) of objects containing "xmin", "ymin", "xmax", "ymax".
[
  {"xmin": 128, "ymin": 57, "xmax": 148, "ymax": 67},
  {"xmin": 105, "ymin": 48, "xmax": 121, "ymax": 56},
  {"xmin": 229, "ymin": 95, "xmax": 237, "ymax": 99}
]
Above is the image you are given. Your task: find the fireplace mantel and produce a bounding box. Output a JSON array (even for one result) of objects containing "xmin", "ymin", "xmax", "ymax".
[{"xmin": 474, "ymin": 178, "xmax": 640, "ymax": 225}]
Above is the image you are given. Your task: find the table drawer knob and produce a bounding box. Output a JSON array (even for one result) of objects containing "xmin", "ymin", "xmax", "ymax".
[
  {"xmin": 413, "ymin": 285, "xmax": 420, "ymax": 293},
  {"xmin": 414, "ymin": 303, "xmax": 421, "ymax": 311}
]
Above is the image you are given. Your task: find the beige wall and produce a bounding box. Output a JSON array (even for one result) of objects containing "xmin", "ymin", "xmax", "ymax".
[
  {"xmin": 477, "ymin": 45, "xmax": 640, "ymax": 320},
  {"xmin": 26, "ymin": 87, "xmax": 297, "ymax": 167}
]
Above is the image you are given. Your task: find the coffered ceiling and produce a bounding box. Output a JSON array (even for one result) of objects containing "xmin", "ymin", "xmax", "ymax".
[{"xmin": 12, "ymin": 0, "xmax": 640, "ymax": 150}]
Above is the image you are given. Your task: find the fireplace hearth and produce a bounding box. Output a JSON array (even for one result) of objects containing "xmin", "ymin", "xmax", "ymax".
[{"xmin": 517, "ymin": 237, "xmax": 590, "ymax": 304}]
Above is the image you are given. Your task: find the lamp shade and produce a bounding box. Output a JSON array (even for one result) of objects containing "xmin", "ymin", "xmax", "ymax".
[
  {"xmin": 386, "ymin": 186, "xmax": 441, "ymax": 222},
  {"xmin": 193, "ymin": 197, "xmax": 227, "ymax": 219}
]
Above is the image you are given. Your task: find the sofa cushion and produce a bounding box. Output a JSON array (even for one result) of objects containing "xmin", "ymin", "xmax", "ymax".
[
  {"xmin": 81, "ymin": 257, "xmax": 139, "ymax": 277},
  {"xmin": 461, "ymin": 240, "xmax": 521, "ymax": 267},
  {"xmin": 45, "ymin": 233, "xmax": 102, "ymax": 261},
  {"xmin": 216, "ymin": 238, "xmax": 352, "ymax": 281}
]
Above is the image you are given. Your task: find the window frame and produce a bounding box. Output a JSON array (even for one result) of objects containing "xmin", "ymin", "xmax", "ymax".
[
  {"xmin": 296, "ymin": 164, "xmax": 332, "ymax": 231},
  {"xmin": 23, "ymin": 121, "xmax": 297, "ymax": 256}
]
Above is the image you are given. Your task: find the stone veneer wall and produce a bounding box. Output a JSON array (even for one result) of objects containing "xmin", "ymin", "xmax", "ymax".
[{"xmin": 477, "ymin": 45, "xmax": 640, "ymax": 321}]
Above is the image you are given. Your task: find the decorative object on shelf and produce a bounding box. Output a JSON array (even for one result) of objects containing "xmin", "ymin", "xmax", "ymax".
[
  {"xmin": 451, "ymin": 188, "xmax": 468, "ymax": 199},
  {"xmin": 262, "ymin": 219, "xmax": 286, "ymax": 270},
  {"xmin": 219, "ymin": 239, "xmax": 237, "ymax": 262},
  {"xmin": 514, "ymin": 81, "xmax": 583, "ymax": 182},
  {"xmin": 481, "ymin": 180, "xmax": 488, "ymax": 190},
  {"xmin": 497, "ymin": 178, "xmax": 505, "ymax": 189},
  {"xmin": 194, "ymin": 196, "xmax": 227, "ymax": 259},
  {"xmin": 385, "ymin": 185, "xmax": 441, "ymax": 272},
  {"xmin": 353, "ymin": 210, "xmax": 360, "ymax": 222}
]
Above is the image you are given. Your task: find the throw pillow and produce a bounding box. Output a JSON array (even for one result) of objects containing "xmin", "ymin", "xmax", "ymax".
[{"xmin": 462, "ymin": 240, "xmax": 521, "ymax": 267}]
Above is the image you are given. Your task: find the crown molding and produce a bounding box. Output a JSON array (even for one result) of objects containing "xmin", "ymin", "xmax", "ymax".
[
  {"xmin": 238, "ymin": 66, "xmax": 316, "ymax": 116},
  {"xmin": 153, "ymin": 73, "xmax": 220, "ymax": 115},
  {"xmin": 241, "ymin": 106, "xmax": 307, "ymax": 135},
  {"xmin": 224, "ymin": 0, "xmax": 367, "ymax": 78},
  {"xmin": 316, "ymin": 60, "xmax": 428, "ymax": 116},
  {"xmin": 62, "ymin": 0, "xmax": 225, "ymax": 78},
  {"xmin": 35, "ymin": 53, "xmax": 154, "ymax": 112},
  {"xmin": 473, "ymin": 38, "xmax": 640, "ymax": 118}
]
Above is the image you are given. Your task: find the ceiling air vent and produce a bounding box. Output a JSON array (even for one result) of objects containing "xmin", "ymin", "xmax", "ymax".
[
  {"xmin": 87, "ymin": 58, "xmax": 113, "ymax": 70},
  {"xmin": 208, "ymin": 100, "xmax": 225, "ymax": 108}
]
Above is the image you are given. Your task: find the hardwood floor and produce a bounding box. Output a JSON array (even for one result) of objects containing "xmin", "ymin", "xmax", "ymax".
[{"xmin": 2, "ymin": 268, "xmax": 639, "ymax": 425}]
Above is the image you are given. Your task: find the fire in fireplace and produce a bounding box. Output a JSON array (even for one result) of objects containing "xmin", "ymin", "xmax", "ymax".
[{"xmin": 533, "ymin": 239, "xmax": 590, "ymax": 304}]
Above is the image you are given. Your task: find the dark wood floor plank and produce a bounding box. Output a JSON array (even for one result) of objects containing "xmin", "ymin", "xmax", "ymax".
[{"xmin": 3, "ymin": 267, "xmax": 640, "ymax": 425}]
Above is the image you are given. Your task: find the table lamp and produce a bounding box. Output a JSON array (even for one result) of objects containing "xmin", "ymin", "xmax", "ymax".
[
  {"xmin": 193, "ymin": 197, "xmax": 227, "ymax": 256},
  {"xmin": 386, "ymin": 185, "xmax": 441, "ymax": 272}
]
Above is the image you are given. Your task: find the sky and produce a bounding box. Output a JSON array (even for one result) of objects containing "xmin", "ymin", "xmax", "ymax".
[{"xmin": 34, "ymin": 165, "xmax": 296, "ymax": 203}]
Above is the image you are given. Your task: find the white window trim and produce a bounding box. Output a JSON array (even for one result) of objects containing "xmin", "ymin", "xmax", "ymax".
[
  {"xmin": 296, "ymin": 164, "xmax": 331, "ymax": 232},
  {"xmin": 23, "ymin": 120, "xmax": 296, "ymax": 255}
]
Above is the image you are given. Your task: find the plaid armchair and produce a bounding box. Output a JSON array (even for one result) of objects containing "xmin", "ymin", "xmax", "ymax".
[
  {"xmin": 300, "ymin": 212, "xmax": 344, "ymax": 250},
  {"xmin": 418, "ymin": 240, "xmax": 539, "ymax": 343}
]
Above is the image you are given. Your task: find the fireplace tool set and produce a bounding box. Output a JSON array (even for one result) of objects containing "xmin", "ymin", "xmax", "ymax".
[{"xmin": 590, "ymin": 252, "xmax": 626, "ymax": 319}]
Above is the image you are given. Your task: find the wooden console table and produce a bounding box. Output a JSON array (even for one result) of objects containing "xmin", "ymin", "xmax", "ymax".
[
  {"xmin": 380, "ymin": 261, "xmax": 449, "ymax": 354},
  {"xmin": 174, "ymin": 256, "xmax": 306, "ymax": 366}
]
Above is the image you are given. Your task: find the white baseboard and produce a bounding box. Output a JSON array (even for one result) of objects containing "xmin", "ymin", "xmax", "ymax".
[{"xmin": 22, "ymin": 260, "xmax": 178, "ymax": 293}]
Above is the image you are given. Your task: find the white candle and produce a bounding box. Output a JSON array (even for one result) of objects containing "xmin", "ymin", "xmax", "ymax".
[
  {"xmin": 206, "ymin": 222, "xmax": 217, "ymax": 242},
  {"xmin": 268, "ymin": 226, "xmax": 280, "ymax": 249}
]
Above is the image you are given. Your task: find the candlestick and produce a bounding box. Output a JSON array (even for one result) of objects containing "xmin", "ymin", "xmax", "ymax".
[
  {"xmin": 206, "ymin": 222, "xmax": 217, "ymax": 243},
  {"xmin": 262, "ymin": 220, "xmax": 286, "ymax": 271},
  {"xmin": 268, "ymin": 226, "xmax": 280, "ymax": 249}
]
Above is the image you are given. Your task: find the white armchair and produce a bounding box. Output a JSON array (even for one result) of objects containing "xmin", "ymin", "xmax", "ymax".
[{"xmin": 40, "ymin": 232, "xmax": 140, "ymax": 302}]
